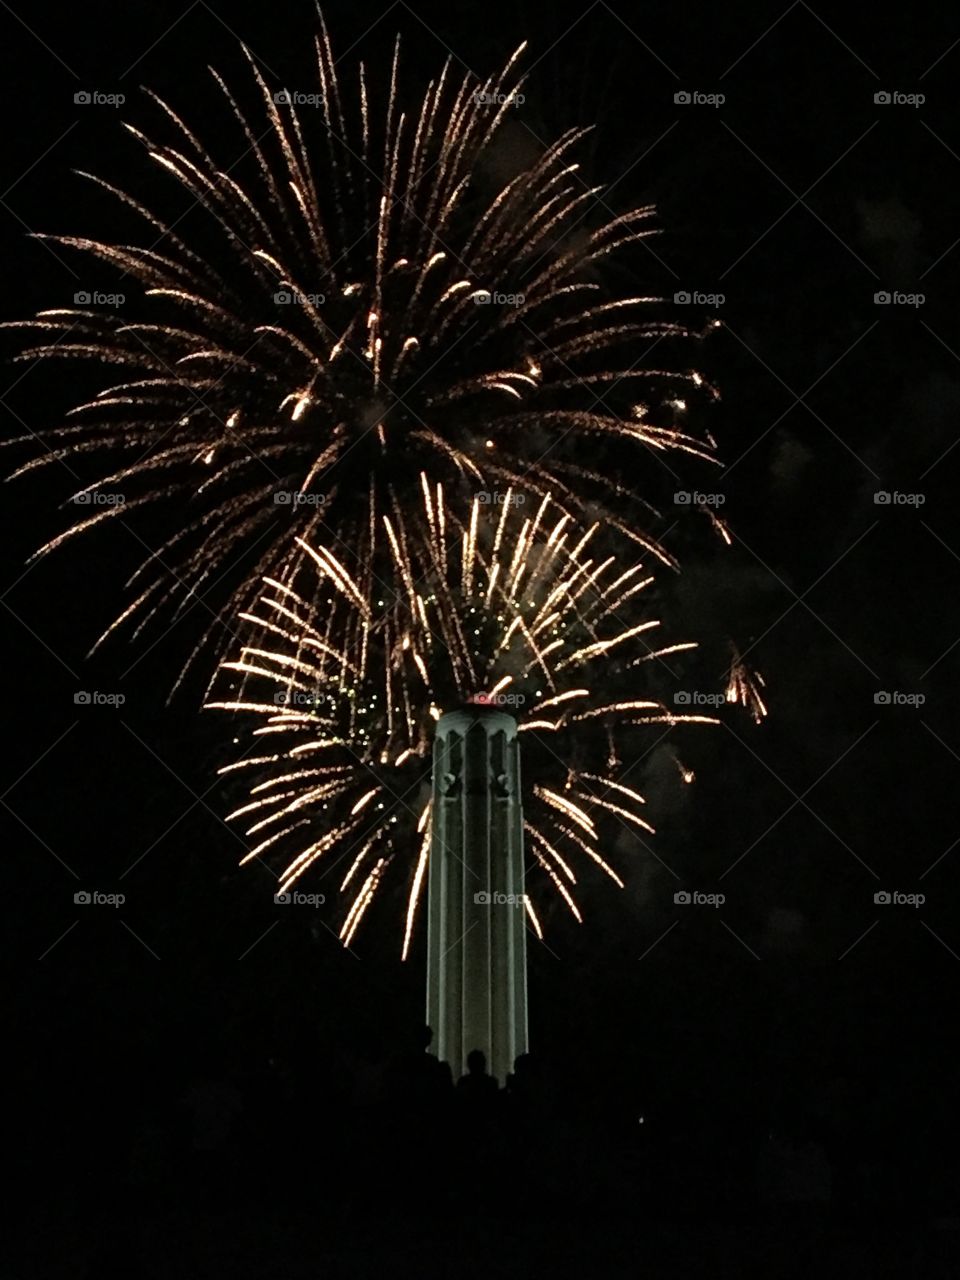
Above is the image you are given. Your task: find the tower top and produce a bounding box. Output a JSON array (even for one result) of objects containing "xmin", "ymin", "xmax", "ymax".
[{"xmin": 436, "ymin": 702, "xmax": 517, "ymax": 739}]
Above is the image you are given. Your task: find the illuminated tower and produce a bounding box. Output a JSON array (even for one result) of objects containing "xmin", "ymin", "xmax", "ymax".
[{"xmin": 426, "ymin": 704, "xmax": 528, "ymax": 1086}]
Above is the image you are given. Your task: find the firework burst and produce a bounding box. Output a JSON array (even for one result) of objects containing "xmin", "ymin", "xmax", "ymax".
[
  {"xmin": 4, "ymin": 20, "xmax": 719, "ymax": 682},
  {"xmin": 726, "ymin": 647, "xmax": 768, "ymax": 724},
  {"xmin": 208, "ymin": 480, "xmax": 718, "ymax": 954}
]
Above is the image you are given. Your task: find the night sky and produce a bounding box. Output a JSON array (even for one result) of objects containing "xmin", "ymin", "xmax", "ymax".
[{"xmin": 2, "ymin": 2, "xmax": 959, "ymax": 1274}]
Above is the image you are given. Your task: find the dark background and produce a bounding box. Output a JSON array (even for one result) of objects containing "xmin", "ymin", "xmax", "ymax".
[{"xmin": 2, "ymin": 2, "xmax": 959, "ymax": 1274}]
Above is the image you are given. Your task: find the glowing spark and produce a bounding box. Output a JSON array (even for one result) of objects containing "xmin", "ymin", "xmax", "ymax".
[{"xmin": 726, "ymin": 650, "xmax": 768, "ymax": 724}]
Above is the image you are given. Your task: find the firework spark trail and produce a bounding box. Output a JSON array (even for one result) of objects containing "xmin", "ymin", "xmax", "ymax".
[
  {"xmin": 726, "ymin": 648, "xmax": 768, "ymax": 724},
  {"xmin": 4, "ymin": 22, "xmax": 720, "ymax": 684},
  {"xmin": 208, "ymin": 483, "xmax": 719, "ymax": 953}
]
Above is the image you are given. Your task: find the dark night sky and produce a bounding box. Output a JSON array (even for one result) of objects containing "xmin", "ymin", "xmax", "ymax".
[{"xmin": 2, "ymin": 1, "xmax": 960, "ymax": 1259}]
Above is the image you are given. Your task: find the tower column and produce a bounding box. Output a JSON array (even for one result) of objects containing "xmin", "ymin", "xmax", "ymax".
[{"xmin": 426, "ymin": 706, "xmax": 528, "ymax": 1085}]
